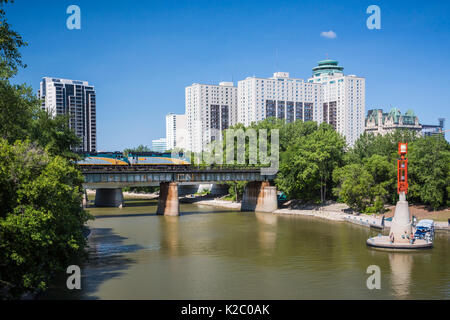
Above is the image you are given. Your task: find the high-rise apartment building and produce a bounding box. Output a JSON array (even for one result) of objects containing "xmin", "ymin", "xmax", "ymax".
[
  {"xmin": 166, "ymin": 113, "xmax": 187, "ymax": 150},
  {"xmin": 185, "ymin": 81, "xmax": 237, "ymax": 152},
  {"xmin": 39, "ymin": 77, "xmax": 97, "ymax": 152},
  {"xmin": 152, "ymin": 138, "xmax": 167, "ymax": 153},
  {"xmin": 308, "ymin": 60, "xmax": 365, "ymax": 146},
  {"xmin": 237, "ymin": 72, "xmax": 322, "ymax": 127}
]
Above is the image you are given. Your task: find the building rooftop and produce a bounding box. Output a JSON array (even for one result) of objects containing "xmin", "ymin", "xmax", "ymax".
[{"xmin": 312, "ymin": 59, "xmax": 344, "ymax": 76}]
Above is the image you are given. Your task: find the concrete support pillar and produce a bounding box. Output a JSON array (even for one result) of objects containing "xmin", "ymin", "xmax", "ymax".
[
  {"xmin": 389, "ymin": 192, "xmax": 412, "ymax": 243},
  {"xmin": 157, "ymin": 182, "xmax": 179, "ymax": 216},
  {"xmin": 82, "ymin": 189, "xmax": 89, "ymax": 208},
  {"xmin": 242, "ymin": 181, "xmax": 278, "ymax": 213},
  {"xmin": 94, "ymin": 188, "xmax": 124, "ymax": 208}
]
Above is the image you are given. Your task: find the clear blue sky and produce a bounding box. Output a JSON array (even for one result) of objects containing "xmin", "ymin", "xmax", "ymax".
[{"xmin": 8, "ymin": 0, "xmax": 450, "ymax": 151}]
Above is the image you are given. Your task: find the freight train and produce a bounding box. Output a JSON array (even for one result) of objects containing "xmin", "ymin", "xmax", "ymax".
[{"xmin": 77, "ymin": 151, "xmax": 191, "ymax": 166}]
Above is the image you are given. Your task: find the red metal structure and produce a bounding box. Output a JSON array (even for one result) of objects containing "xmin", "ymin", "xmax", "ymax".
[{"xmin": 397, "ymin": 142, "xmax": 408, "ymax": 194}]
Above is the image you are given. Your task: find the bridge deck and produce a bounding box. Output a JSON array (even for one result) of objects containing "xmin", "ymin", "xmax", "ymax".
[
  {"xmin": 79, "ymin": 165, "xmax": 264, "ymax": 173},
  {"xmin": 80, "ymin": 165, "xmax": 274, "ymax": 188}
]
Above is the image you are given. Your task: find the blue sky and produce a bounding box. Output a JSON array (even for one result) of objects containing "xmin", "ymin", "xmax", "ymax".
[{"xmin": 8, "ymin": 0, "xmax": 450, "ymax": 150}]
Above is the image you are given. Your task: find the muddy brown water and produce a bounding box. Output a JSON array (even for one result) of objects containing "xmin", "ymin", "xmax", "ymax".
[{"xmin": 40, "ymin": 198, "xmax": 450, "ymax": 299}]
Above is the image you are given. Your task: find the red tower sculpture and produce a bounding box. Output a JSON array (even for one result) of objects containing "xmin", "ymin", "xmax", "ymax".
[{"xmin": 397, "ymin": 142, "xmax": 408, "ymax": 194}]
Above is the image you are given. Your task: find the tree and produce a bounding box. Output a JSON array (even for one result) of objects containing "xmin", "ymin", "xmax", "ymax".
[
  {"xmin": 408, "ymin": 135, "xmax": 450, "ymax": 210},
  {"xmin": 0, "ymin": 140, "xmax": 91, "ymax": 298},
  {"xmin": 0, "ymin": 0, "xmax": 27, "ymax": 79},
  {"xmin": 276, "ymin": 123, "xmax": 346, "ymax": 203},
  {"xmin": 123, "ymin": 144, "xmax": 152, "ymax": 155},
  {"xmin": 0, "ymin": 80, "xmax": 37, "ymax": 143},
  {"xmin": 0, "ymin": 0, "xmax": 90, "ymax": 298},
  {"xmin": 333, "ymin": 163, "xmax": 374, "ymax": 212},
  {"xmin": 31, "ymin": 110, "xmax": 81, "ymax": 160},
  {"xmin": 226, "ymin": 181, "xmax": 246, "ymax": 202},
  {"xmin": 349, "ymin": 129, "xmax": 419, "ymax": 164},
  {"xmin": 364, "ymin": 154, "xmax": 396, "ymax": 204},
  {"xmin": 333, "ymin": 154, "xmax": 394, "ymax": 213}
]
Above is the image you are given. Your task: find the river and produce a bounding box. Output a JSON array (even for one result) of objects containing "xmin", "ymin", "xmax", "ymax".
[{"xmin": 41, "ymin": 198, "xmax": 450, "ymax": 300}]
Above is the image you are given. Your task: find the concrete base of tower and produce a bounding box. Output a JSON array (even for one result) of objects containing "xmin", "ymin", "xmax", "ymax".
[{"xmin": 366, "ymin": 236, "xmax": 433, "ymax": 250}]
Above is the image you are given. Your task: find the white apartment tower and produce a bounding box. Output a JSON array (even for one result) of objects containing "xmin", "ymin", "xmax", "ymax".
[
  {"xmin": 166, "ymin": 113, "xmax": 187, "ymax": 150},
  {"xmin": 308, "ymin": 60, "xmax": 365, "ymax": 146},
  {"xmin": 39, "ymin": 77, "xmax": 97, "ymax": 152},
  {"xmin": 237, "ymin": 72, "xmax": 322, "ymax": 127},
  {"xmin": 185, "ymin": 81, "xmax": 237, "ymax": 152}
]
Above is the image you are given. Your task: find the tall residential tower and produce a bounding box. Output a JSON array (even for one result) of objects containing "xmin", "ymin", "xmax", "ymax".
[
  {"xmin": 166, "ymin": 113, "xmax": 187, "ymax": 150},
  {"xmin": 185, "ymin": 81, "xmax": 237, "ymax": 153},
  {"xmin": 39, "ymin": 77, "xmax": 97, "ymax": 152},
  {"xmin": 237, "ymin": 72, "xmax": 322, "ymax": 127},
  {"xmin": 308, "ymin": 60, "xmax": 365, "ymax": 146}
]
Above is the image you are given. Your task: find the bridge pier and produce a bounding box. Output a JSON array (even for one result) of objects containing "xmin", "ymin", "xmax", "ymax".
[
  {"xmin": 157, "ymin": 182, "xmax": 179, "ymax": 216},
  {"xmin": 94, "ymin": 188, "xmax": 124, "ymax": 208},
  {"xmin": 82, "ymin": 189, "xmax": 89, "ymax": 208},
  {"xmin": 242, "ymin": 181, "xmax": 278, "ymax": 213}
]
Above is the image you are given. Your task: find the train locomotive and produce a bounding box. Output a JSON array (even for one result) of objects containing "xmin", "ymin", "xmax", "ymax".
[{"xmin": 77, "ymin": 151, "xmax": 191, "ymax": 167}]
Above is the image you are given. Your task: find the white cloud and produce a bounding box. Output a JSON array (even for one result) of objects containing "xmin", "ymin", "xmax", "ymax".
[{"xmin": 320, "ymin": 30, "xmax": 337, "ymax": 39}]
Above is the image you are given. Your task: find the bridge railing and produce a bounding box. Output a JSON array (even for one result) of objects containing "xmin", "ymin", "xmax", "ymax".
[{"xmin": 78, "ymin": 164, "xmax": 269, "ymax": 173}]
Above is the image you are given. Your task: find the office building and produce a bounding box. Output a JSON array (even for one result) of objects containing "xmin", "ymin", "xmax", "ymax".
[
  {"xmin": 308, "ymin": 60, "xmax": 366, "ymax": 146},
  {"xmin": 185, "ymin": 81, "xmax": 237, "ymax": 153},
  {"xmin": 39, "ymin": 77, "xmax": 97, "ymax": 152},
  {"xmin": 166, "ymin": 113, "xmax": 187, "ymax": 151},
  {"xmin": 237, "ymin": 72, "xmax": 322, "ymax": 127},
  {"xmin": 422, "ymin": 118, "xmax": 445, "ymax": 137}
]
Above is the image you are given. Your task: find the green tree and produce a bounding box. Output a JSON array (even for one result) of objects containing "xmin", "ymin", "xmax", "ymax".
[
  {"xmin": 0, "ymin": 0, "xmax": 27, "ymax": 79},
  {"xmin": 349, "ymin": 129, "xmax": 419, "ymax": 164},
  {"xmin": 31, "ymin": 110, "xmax": 81, "ymax": 160},
  {"xmin": 333, "ymin": 163, "xmax": 374, "ymax": 212},
  {"xmin": 364, "ymin": 154, "xmax": 396, "ymax": 204},
  {"xmin": 408, "ymin": 135, "xmax": 450, "ymax": 210},
  {"xmin": 0, "ymin": 0, "xmax": 90, "ymax": 298},
  {"xmin": 0, "ymin": 140, "xmax": 91, "ymax": 298},
  {"xmin": 0, "ymin": 80, "xmax": 37, "ymax": 143},
  {"xmin": 333, "ymin": 154, "xmax": 394, "ymax": 213},
  {"xmin": 123, "ymin": 144, "xmax": 152, "ymax": 155},
  {"xmin": 226, "ymin": 181, "xmax": 247, "ymax": 202},
  {"xmin": 276, "ymin": 123, "xmax": 346, "ymax": 203}
]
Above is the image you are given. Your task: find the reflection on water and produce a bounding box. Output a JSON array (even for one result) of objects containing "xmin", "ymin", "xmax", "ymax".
[
  {"xmin": 255, "ymin": 212, "xmax": 278, "ymax": 255},
  {"xmin": 41, "ymin": 199, "xmax": 450, "ymax": 300},
  {"xmin": 389, "ymin": 253, "xmax": 413, "ymax": 299}
]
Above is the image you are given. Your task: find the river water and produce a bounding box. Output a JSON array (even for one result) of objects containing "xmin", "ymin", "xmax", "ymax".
[{"xmin": 41, "ymin": 198, "xmax": 450, "ymax": 300}]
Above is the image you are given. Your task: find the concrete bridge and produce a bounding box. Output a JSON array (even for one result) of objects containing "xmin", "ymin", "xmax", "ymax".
[{"xmin": 80, "ymin": 166, "xmax": 278, "ymax": 215}]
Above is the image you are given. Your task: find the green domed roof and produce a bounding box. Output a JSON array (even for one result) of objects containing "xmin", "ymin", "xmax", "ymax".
[
  {"xmin": 318, "ymin": 59, "xmax": 339, "ymax": 66},
  {"xmin": 313, "ymin": 59, "xmax": 344, "ymax": 76}
]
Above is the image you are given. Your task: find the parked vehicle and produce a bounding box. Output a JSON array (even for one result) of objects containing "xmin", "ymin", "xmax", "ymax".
[{"xmin": 414, "ymin": 219, "xmax": 435, "ymax": 242}]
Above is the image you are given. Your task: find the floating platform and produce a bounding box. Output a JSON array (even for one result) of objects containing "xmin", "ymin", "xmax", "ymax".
[{"xmin": 367, "ymin": 236, "xmax": 433, "ymax": 250}]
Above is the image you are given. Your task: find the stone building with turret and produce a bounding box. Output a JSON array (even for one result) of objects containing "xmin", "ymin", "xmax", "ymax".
[{"xmin": 365, "ymin": 108, "xmax": 422, "ymax": 136}]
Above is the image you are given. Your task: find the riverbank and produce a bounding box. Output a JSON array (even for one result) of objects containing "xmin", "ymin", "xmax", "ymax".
[
  {"xmin": 182, "ymin": 196, "xmax": 450, "ymax": 232},
  {"xmin": 86, "ymin": 189, "xmax": 159, "ymax": 200},
  {"xmin": 279, "ymin": 202, "xmax": 449, "ymax": 231},
  {"xmin": 274, "ymin": 203, "xmax": 392, "ymax": 229},
  {"xmin": 180, "ymin": 196, "xmax": 242, "ymax": 210}
]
